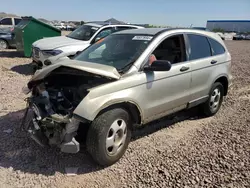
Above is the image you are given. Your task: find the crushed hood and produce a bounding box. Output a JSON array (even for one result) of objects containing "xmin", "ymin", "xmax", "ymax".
[
  {"xmin": 30, "ymin": 60, "xmax": 121, "ymax": 83},
  {"xmin": 32, "ymin": 36, "xmax": 88, "ymax": 50}
]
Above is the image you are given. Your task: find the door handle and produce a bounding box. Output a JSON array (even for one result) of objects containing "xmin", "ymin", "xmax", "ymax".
[
  {"xmin": 211, "ymin": 60, "xmax": 217, "ymax": 64},
  {"xmin": 180, "ymin": 66, "xmax": 190, "ymax": 72}
]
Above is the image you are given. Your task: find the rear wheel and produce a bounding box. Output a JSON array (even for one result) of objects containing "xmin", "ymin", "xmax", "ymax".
[
  {"xmin": 202, "ymin": 82, "xmax": 224, "ymax": 116},
  {"xmin": 0, "ymin": 39, "xmax": 8, "ymax": 49},
  {"xmin": 86, "ymin": 108, "xmax": 131, "ymax": 166}
]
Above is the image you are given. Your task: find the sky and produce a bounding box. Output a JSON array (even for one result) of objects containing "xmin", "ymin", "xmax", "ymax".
[{"xmin": 1, "ymin": 0, "xmax": 250, "ymax": 27}]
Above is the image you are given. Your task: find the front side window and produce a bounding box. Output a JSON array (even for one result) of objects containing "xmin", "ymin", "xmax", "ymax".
[
  {"xmin": 67, "ymin": 25, "xmax": 100, "ymax": 41},
  {"xmin": 151, "ymin": 34, "xmax": 186, "ymax": 64},
  {"xmin": 74, "ymin": 34, "xmax": 152, "ymax": 72},
  {"xmin": 0, "ymin": 18, "xmax": 12, "ymax": 25},
  {"xmin": 188, "ymin": 34, "xmax": 211, "ymax": 60},
  {"xmin": 208, "ymin": 38, "xmax": 225, "ymax": 56}
]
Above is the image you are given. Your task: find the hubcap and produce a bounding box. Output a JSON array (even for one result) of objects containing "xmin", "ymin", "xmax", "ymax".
[
  {"xmin": 106, "ymin": 119, "xmax": 127, "ymax": 156},
  {"xmin": 0, "ymin": 40, "xmax": 7, "ymax": 49},
  {"xmin": 209, "ymin": 88, "xmax": 221, "ymax": 112}
]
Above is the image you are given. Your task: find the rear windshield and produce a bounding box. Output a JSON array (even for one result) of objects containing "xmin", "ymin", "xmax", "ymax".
[{"xmin": 67, "ymin": 25, "xmax": 100, "ymax": 41}]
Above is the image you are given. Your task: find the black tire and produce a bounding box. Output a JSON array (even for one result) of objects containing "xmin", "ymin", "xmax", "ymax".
[
  {"xmin": 86, "ymin": 108, "xmax": 131, "ymax": 166},
  {"xmin": 202, "ymin": 82, "xmax": 224, "ymax": 117},
  {"xmin": 0, "ymin": 39, "xmax": 8, "ymax": 49}
]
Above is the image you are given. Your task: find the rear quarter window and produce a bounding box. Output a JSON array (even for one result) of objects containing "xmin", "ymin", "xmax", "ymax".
[
  {"xmin": 208, "ymin": 38, "xmax": 225, "ymax": 56},
  {"xmin": 188, "ymin": 34, "xmax": 211, "ymax": 60}
]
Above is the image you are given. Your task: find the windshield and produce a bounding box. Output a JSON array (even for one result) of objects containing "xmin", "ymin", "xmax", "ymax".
[
  {"xmin": 74, "ymin": 34, "xmax": 153, "ymax": 72},
  {"xmin": 67, "ymin": 24, "xmax": 100, "ymax": 41}
]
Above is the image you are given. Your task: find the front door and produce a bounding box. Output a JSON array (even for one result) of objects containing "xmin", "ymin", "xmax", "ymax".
[{"xmin": 141, "ymin": 34, "xmax": 192, "ymax": 122}]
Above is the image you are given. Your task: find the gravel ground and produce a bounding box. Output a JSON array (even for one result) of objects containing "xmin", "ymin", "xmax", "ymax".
[{"xmin": 0, "ymin": 41, "xmax": 250, "ymax": 188}]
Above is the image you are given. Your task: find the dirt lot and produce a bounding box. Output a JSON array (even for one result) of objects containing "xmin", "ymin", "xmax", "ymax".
[{"xmin": 0, "ymin": 41, "xmax": 249, "ymax": 188}]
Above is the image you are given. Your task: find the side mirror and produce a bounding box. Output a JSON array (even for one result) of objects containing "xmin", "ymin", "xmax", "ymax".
[{"xmin": 143, "ymin": 60, "xmax": 172, "ymax": 72}]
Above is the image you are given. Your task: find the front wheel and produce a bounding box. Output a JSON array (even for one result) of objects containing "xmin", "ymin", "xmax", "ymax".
[
  {"xmin": 202, "ymin": 82, "xmax": 224, "ymax": 116},
  {"xmin": 0, "ymin": 39, "xmax": 8, "ymax": 49},
  {"xmin": 86, "ymin": 108, "xmax": 131, "ymax": 166}
]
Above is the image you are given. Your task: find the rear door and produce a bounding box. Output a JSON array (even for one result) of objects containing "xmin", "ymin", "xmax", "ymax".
[{"xmin": 186, "ymin": 33, "xmax": 224, "ymax": 102}]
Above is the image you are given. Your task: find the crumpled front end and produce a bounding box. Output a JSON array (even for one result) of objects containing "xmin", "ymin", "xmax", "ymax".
[
  {"xmin": 22, "ymin": 82, "xmax": 82, "ymax": 153},
  {"xmin": 21, "ymin": 66, "xmax": 116, "ymax": 153}
]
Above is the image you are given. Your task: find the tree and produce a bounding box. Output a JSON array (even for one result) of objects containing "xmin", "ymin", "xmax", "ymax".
[{"xmin": 212, "ymin": 28, "xmax": 225, "ymax": 33}]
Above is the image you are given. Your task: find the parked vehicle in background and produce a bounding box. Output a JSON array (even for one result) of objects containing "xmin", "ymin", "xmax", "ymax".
[
  {"xmin": 31, "ymin": 22, "xmax": 143, "ymax": 69},
  {"xmin": 54, "ymin": 23, "xmax": 66, "ymax": 30},
  {"xmin": 233, "ymin": 33, "xmax": 247, "ymax": 40},
  {"xmin": 192, "ymin": 27, "xmax": 210, "ymax": 31},
  {"xmin": 245, "ymin": 35, "xmax": 250, "ymax": 40},
  {"xmin": 65, "ymin": 25, "xmax": 76, "ymax": 31},
  {"xmin": 0, "ymin": 27, "xmax": 16, "ymax": 49},
  {"xmin": 0, "ymin": 17, "xmax": 22, "ymax": 28},
  {"xmin": 22, "ymin": 28, "xmax": 232, "ymax": 166}
]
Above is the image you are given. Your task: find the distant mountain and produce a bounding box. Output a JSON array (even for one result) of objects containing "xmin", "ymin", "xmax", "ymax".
[
  {"xmin": 105, "ymin": 18, "xmax": 126, "ymax": 24},
  {"xmin": 0, "ymin": 12, "xmax": 18, "ymax": 18}
]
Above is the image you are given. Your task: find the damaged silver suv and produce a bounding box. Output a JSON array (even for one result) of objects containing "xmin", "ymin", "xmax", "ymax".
[{"xmin": 22, "ymin": 28, "xmax": 232, "ymax": 166}]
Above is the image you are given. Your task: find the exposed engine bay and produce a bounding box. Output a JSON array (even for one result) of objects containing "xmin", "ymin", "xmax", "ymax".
[{"xmin": 22, "ymin": 67, "xmax": 114, "ymax": 153}]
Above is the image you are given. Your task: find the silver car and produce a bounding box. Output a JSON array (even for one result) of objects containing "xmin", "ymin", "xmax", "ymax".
[{"xmin": 22, "ymin": 28, "xmax": 232, "ymax": 166}]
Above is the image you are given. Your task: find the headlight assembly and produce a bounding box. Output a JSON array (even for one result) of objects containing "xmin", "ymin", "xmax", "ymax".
[{"xmin": 42, "ymin": 49, "xmax": 63, "ymax": 56}]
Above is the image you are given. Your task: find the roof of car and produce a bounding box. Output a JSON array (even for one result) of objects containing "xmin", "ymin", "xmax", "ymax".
[
  {"xmin": 115, "ymin": 27, "xmax": 217, "ymax": 37},
  {"xmin": 84, "ymin": 22, "xmax": 143, "ymax": 28},
  {"xmin": 115, "ymin": 28, "xmax": 167, "ymax": 35},
  {"xmin": 84, "ymin": 23, "xmax": 103, "ymax": 28}
]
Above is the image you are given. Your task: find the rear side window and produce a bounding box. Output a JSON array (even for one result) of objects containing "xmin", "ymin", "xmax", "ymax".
[
  {"xmin": 208, "ymin": 38, "xmax": 225, "ymax": 56},
  {"xmin": 95, "ymin": 28, "xmax": 113, "ymax": 39},
  {"xmin": 14, "ymin": 18, "xmax": 22, "ymax": 25},
  {"xmin": 188, "ymin": 34, "xmax": 211, "ymax": 60}
]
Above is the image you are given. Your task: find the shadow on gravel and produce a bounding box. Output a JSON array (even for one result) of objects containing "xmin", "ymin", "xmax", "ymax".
[
  {"xmin": 132, "ymin": 106, "xmax": 206, "ymax": 140},
  {"xmin": 0, "ymin": 110, "xmax": 100, "ymax": 176},
  {"xmin": 0, "ymin": 50, "xmax": 24, "ymax": 58},
  {"xmin": 11, "ymin": 63, "xmax": 35, "ymax": 76},
  {"xmin": 0, "ymin": 107, "xmax": 206, "ymax": 176}
]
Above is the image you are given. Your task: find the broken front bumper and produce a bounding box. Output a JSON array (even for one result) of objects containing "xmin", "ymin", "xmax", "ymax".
[{"xmin": 21, "ymin": 99, "xmax": 80, "ymax": 154}]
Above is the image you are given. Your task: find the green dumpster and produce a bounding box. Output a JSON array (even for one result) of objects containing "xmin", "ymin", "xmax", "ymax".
[{"xmin": 14, "ymin": 16, "xmax": 61, "ymax": 57}]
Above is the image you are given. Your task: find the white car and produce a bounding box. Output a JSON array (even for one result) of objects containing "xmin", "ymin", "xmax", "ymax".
[
  {"xmin": 0, "ymin": 17, "xmax": 22, "ymax": 29},
  {"xmin": 31, "ymin": 22, "xmax": 143, "ymax": 69}
]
